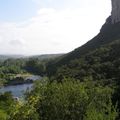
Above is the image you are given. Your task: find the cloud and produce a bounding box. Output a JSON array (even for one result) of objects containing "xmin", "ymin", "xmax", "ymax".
[
  {"xmin": 9, "ymin": 39, "xmax": 24, "ymax": 46},
  {"xmin": 32, "ymin": 0, "xmax": 111, "ymax": 10},
  {"xmin": 0, "ymin": 0, "xmax": 111, "ymax": 55}
]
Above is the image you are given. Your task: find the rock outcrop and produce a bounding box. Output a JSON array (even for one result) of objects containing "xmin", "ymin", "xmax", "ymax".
[{"xmin": 111, "ymin": 0, "xmax": 120, "ymax": 23}]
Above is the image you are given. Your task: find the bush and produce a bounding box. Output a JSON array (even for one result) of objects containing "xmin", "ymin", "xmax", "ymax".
[{"xmin": 10, "ymin": 78, "xmax": 118, "ymax": 120}]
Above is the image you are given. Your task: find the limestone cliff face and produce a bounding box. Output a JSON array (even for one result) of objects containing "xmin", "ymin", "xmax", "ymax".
[{"xmin": 111, "ymin": 0, "xmax": 120, "ymax": 23}]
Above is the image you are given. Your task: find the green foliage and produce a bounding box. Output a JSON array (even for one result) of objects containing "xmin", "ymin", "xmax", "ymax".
[
  {"xmin": 50, "ymin": 40, "xmax": 120, "ymax": 88},
  {"xmin": 0, "ymin": 109, "xmax": 8, "ymax": 120},
  {"xmin": 84, "ymin": 91, "xmax": 118, "ymax": 120},
  {"xmin": 25, "ymin": 58, "xmax": 46, "ymax": 75},
  {"xmin": 10, "ymin": 78, "xmax": 118, "ymax": 120},
  {"xmin": 0, "ymin": 92, "xmax": 14, "ymax": 120},
  {"xmin": 0, "ymin": 92, "xmax": 13, "ymax": 111},
  {"xmin": 0, "ymin": 58, "xmax": 27, "ymax": 85},
  {"xmin": 9, "ymin": 101, "xmax": 39, "ymax": 120}
]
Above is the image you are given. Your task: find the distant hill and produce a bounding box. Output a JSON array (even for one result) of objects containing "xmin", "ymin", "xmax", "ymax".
[
  {"xmin": 0, "ymin": 55, "xmax": 24, "ymax": 60},
  {"xmin": 0, "ymin": 54, "xmax": 64, "ymax": 61},
  {"xmin": 28, "ymin": 54, "xmax": 64, "ymax": 60}
]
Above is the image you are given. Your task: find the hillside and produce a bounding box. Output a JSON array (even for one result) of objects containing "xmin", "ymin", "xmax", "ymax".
[
  {"xmin": 53, "ymin": 39, "xmax": 120, "ymax": 83},
  {"xmin": 46, "ymin": 16, "xmax": 120, "ymax": 76}
]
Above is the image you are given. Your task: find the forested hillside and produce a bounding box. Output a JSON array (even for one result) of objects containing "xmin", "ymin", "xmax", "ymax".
[
  {"xmin": 46, "ymin": 16, "xmax": 120, "ymax": 76},
  {"xmin": 1, "ymin": 2, "xmax": 120, "ymax": 120},
  {"xmin": 53, "ymin": 39, "xmax": 120, "ymax": 83}
]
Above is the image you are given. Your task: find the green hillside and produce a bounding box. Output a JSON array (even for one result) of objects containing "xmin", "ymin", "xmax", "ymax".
[
  {"xmin": 54, "ymin": 39, "xmax": 120, "ymax": 83},
  {"xmin": 46, "ymin": 16, "xmax": 120, "ymax": 76}
]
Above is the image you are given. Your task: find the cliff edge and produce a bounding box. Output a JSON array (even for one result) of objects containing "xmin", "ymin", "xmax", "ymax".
[{"xmin": 111, "ymin": 0, "xmax": 120, "ymax": 23}]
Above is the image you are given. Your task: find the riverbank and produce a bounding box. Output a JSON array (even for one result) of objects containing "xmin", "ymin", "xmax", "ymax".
[
  {"xmin": 0, "ymin": 75, "xmax": 42, "ymax": 97},
  {"xmin": 0, "ymin": 83, "xmax": 33, "ymax": 97},
  {"xmin": 2, "ymin": 74, "xmax": 41, "ymax": 86}
]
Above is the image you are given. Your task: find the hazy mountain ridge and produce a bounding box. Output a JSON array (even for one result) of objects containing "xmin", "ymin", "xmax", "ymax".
[
  {"xmin": 0, "ymin": 54, "xmax": 64, "ymax": 61},
  {"xmin": 0, "ymin": 55, "xmax": 25, "ymax": 60}
]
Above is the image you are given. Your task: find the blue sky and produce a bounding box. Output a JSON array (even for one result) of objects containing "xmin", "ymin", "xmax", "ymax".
[
  {"xmin": 0, "ymin": 0, "xmax": 111, "ymax": 55},
  {"xmin": 0, "ymin": 0, "xmax": 93, "ymax": 22},
  {"xmin": 0, "ymin": 0, "xmax": 38, "ymax": 22}
]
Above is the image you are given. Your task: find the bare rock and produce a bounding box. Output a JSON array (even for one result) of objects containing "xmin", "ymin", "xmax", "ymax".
[{"xmin": 111, "ymin": 0, "xmax": 120, "ymax": 23}]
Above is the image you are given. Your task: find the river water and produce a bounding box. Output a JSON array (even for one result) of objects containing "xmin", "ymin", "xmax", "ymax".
[{"xmin": 0, "ymin": 75, "xmax": 41, "ymax": 97}]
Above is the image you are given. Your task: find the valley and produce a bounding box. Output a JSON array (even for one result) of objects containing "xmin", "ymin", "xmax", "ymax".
[{"xmin": 0, "ymin": 0, "xmax": 120, "ymax": 120}]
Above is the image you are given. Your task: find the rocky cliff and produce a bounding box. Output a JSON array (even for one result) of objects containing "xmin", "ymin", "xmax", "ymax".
[{"xmin": 111, "ymin": 0, "xmax": 120, "ymax": 23}]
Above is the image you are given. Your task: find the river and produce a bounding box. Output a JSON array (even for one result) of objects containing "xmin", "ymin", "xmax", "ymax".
[{"xmin": 0, "ymin": 75, "xmax": 42, "ymax": 97}]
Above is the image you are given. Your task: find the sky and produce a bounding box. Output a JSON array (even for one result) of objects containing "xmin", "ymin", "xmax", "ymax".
[{"xmin": 0, "ymin": 0, "xmax": 111, "ymax": 55}]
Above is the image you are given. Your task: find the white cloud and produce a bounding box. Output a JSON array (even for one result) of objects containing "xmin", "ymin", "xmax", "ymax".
[{"xmin": 0, "ymin": 0, "xmax": 111, "ymax": 55}]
